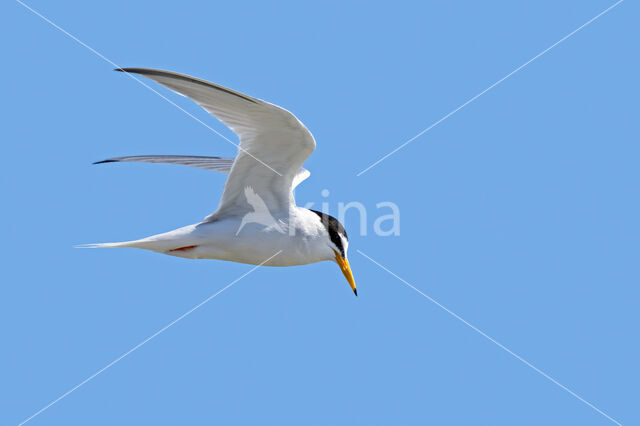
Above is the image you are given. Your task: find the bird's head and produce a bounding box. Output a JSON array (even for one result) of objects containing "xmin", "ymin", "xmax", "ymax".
[{"xmin": 309, "ymin": 210, "xmax": 357, "ymax": 296}]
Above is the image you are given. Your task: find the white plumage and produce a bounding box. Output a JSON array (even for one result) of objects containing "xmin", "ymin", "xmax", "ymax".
[{"xmin": 87, "ymin": 68, "xmax": 356, "ymax": 295}]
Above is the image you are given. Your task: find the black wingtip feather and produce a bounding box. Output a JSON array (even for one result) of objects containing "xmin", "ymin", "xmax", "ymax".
[
  {"xmin": 93, "ymin": 159, "xmax": 117, "ymax": 165},
  {"xmin": 111, "ymin": 67, "xmax": 258, "ymax": 104}
]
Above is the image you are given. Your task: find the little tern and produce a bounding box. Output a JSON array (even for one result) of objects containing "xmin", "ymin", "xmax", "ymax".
[{"xmin": 87, "ymin": 68, "xmax": 357, "ymax": 296}]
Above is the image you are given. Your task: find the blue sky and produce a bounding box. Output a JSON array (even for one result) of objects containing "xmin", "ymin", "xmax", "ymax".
[{"xmin": 1, "ymin": 1, "xmax": 637, "ymax": 425}]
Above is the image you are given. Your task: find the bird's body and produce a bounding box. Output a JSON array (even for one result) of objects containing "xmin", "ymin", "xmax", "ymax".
[
  {"xmin": 88, "ymin": 68, "xmax": 356, "ymax": 295},
  {"xmin": 101, "ymin": 207, "xmax": 336, "ymax": 267}
]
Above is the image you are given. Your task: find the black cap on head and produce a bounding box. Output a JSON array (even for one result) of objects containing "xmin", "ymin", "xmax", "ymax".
[{"xmin": 309, "ymin": 210, "xmax": 348, "ymax": 257}]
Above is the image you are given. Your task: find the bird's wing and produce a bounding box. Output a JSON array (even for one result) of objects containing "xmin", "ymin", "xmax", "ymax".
[
  {"xmin": 292, "ymin": 167, "xmax": 311, "ymax": 189},
  {"xmin": 94, "ymin": 155, "xmax": 234, "ymax": 172},
  {"xmin": 243, "ymin": 186, "xmax": 270, "ymax": 214},
  {"xmin": 116, "ymin": 68, "xmax": 315, "ymax": 218},
  {"xmin": 94, "ymin": 155, "xmax": 310, "ymax": 188}
]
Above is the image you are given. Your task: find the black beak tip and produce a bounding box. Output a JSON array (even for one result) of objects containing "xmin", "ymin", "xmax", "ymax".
[{"xmin": 353, "ymin": 288, "xmax": 358, "ymax": 297}]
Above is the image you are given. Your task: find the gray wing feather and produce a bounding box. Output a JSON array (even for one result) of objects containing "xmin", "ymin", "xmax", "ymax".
[
  {"xmin": 95, "ymin": 155, "xmax": 310, "ymax": 187},
  {"xmin": 94, "ymin": 155, "xmax": 234, "ymax": 173}
]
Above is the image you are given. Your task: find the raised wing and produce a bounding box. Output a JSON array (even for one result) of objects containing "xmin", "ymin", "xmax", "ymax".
[
  {"xmin": 94, "ymin": 155, "xmax": 310, "ymax": 188},
  {"xmin": 116, "ymin": 68, "xmax": 315, "ymax": 219},
  {"xmin": 95, "ymin": 155, "xmax": 234, "ymax": 172}
]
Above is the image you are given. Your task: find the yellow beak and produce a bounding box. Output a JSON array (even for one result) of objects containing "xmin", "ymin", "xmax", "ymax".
[{"xmin": 334, "ymin": 250, "xmax": 357, "ymax": 296}]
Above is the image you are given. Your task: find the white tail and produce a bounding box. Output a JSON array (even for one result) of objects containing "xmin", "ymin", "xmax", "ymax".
[
  {"xmin": 76, "ymin": 224, "xmax": 199, "ymax": 252},
  {"xmin": 75, "ymin": 241, "xmax": 141, "ymax": 249}
]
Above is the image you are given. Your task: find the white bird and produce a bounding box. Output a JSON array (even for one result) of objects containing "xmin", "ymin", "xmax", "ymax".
[{"xmin": 88, "ymin": 68, "xmax": 356, "ymax": 296}]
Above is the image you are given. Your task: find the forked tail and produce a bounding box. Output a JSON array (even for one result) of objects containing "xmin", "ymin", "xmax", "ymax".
[
  {"xmin": 76, "ymin": 225, "xmax": 198, "ymax": 252},
  {"xmin": 75, "ymin": 241, "xmax": 143, "ymax": 249}
]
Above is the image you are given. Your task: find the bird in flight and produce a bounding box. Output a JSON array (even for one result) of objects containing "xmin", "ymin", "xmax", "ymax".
[{"xmin": 88, "ymin": 68, "xmax": 356, "ymax": 296}]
